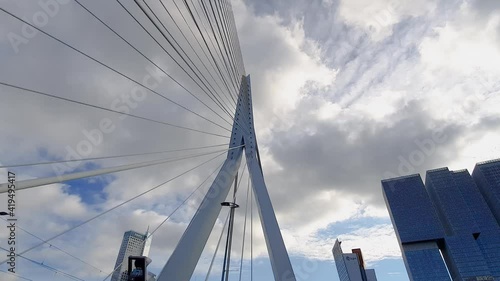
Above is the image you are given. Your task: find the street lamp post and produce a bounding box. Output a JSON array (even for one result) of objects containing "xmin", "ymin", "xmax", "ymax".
[{"xmin": 220, "ymin": 173, "xmax": 240, "ymax": 281}]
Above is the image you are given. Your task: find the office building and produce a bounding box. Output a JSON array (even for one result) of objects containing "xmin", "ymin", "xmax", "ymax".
[
  {"xmin": 382, "ymin": 159, "xmax": 500, "ymax": 281},
  {"xmin": 111, "ymin": 229, "xmax": 153, "ymax": 281},
  {"xmin": 473, "ymin": 159, "xmax": 500, "ymax": 226},
  {"xmin": 332, "ymin": 239, "xmax": 378, "ymax": 281}
]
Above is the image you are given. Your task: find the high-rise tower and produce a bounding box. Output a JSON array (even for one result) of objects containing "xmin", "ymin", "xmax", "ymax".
[
  {"xmin": 382, "ymin": 159, "xmax": 500, "ymax": 281},
  {"xmin": 111, "ymin": 229, "xmax": 152, "ymax": 281},
  {"xmin": 473, "ymin": 159, "xmax": 500, "ymax": 226},
  {"xmin": 332, "ymin": 239, "xmax": 378, "ymax": 281}
]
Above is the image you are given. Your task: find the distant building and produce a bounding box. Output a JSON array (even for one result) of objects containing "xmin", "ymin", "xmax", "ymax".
[
  {"xmin": 382, "ymin": 159, "xmax": 500, "ymax": 281},
  {"xmin": 111, "ymin": 229, "xmax": 153, "ymax": 281},
  {"xmin": 332, "ymin": 239, "xmax": 378, "ymax": 281}
]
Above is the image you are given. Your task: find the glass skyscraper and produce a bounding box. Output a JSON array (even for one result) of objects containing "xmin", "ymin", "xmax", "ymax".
[
  {"xmin": 332, "ymin": 239, "xmax": 378, "ymax": 281},
  {"xmin": 111, "ymin": 229, "xmax": 153, "ymax": 281},
  {"xmin": 382, "ymin": 159, "xmax": 500, "ymax": 281}
]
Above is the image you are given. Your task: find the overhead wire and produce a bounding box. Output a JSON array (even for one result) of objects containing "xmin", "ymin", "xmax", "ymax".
[
  {"xmin": 0, "ymin": 247, "xmax": 84, "ymax": 281},
  {"xmin": 0, "ymin": 217, "xmax": 105, "ymax": 274},
  {"xmin": 0, "ymin": 6, "xmax": 232, "ymax": 134},
  {"xmin": 0, "ymin": 269, "xmax": 34, "ymax": 281}
]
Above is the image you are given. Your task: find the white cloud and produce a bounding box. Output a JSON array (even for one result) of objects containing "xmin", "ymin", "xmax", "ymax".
[
  {"xmin": 1, "ymin": 0, "xmax": 500, "ymax": 280},
  {"xmin": 338, "ymin": 0, "xmax": 437, "ymax": 40},
  {"xmin": 337, "ymin": 224, "xmax": 401, "ymax": 263}
]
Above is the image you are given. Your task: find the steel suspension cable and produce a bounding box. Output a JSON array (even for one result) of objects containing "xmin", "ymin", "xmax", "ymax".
[
  {"xmin": 199, "ymin": 0, "xmax": 239, "ymax": 95},
  {"xmin": 189, "ymin": 0, "xmax": 238, "ymax": 95},
  {"xmin": 0, "ymin": 145, "xmax": 243, "ymax": 193},
  {"xmin": 0, "ymin": 151, "xmax": 228, "ymax": 266},
  {"xmin": 212, "ymin": 0, "xmax": 241, "ymax": 82},
  {"xmin": 116, "ymin": 0, "xmax": 238, "ymax": 128},
  {"xmin": 103, "ymin": 159, "xmax": 225, "ymax": 280},
  {"xmin": 156, "ymin": 0, "xmax": 236, "ymax": 115},
  {"xmin": 135, "ymin": 0, "xmax": 235, "ymax": 121},
  {"xmin": 205, "ymin": 0, "xmax": 240, "ymax": 89},
  {"xmin": 0, "ymin": 143, "xmax": 229, "ymax": 169},
  {"xmin": 184, "ymin": 0, "xmax": 238, "ymax": 106},
  {"xmin": 225, "ymin": 0, "xmax": 246, "ymax": 75},
  {"xmin": 0, "ymin": 7, "xmax": 231, "ymax": 133},
  {"xmin": 170, "ymin": 0, "xmax": 236, "ymax": 110},
  {"xmin": 221, "ymin": 0, "xmax": 245, "ymax": 76},
  {"xmin": 197, "ymin": 0, "xmax": 239, "ymax": 95},
  {"xmin": 204, "ymin": 210, "xmax": 230, "ymax": 281},
  {"xmin": 233, "ymin": 161, "xmax": 247, "ymax": 200},
  {"xmin": 250, "ymin": 181, "xmax": 254, "ymax": 281},
  {"xmin": 213, "ymin": 0, "xmax": 241, "ymax": 90},
  {"xmin": 238, "ymin": 177, "xmax": 251, "ymax": 281},
  {"xmin": 73, "ymin": 0, "xmax": 234, "ymax": 130},
  {"xmin": 0, "ymin": 81, "xmax": 230, "ymax": 138},
  {"xmin": 218, "ymin": 0, "xmax": 241, "ymax": 78}
]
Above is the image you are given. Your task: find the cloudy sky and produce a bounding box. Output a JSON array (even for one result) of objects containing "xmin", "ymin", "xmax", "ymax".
[{"xmin": 0, "ymin": 0, "xmax": 499, "ymax": 280}]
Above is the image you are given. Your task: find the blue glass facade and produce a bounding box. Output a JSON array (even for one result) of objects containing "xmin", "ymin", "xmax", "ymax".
[
  {"xmin": 382, "ymin": 175, "xmax": 444, "ymax": 244},
  {"xmin": 382, "ymin": 175, "xmax": 449, "ymax": 280},
  {"xmin": 402, "ymin": 242, "xmax": 451, "ymax": 281},
  {"xmin": 333, "ymin": 239, "xmax": 350, "ymax": 281},
  {"xmin": 473, "ymin": 159, "xmax": 500, "ymax": 226},
  {"xmin": 382, "ymin": 159, "xmax": 500, "ymax": 281}
]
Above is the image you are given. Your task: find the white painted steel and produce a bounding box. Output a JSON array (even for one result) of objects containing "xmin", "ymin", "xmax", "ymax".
[
  {"xmin": 0, "ymin": 155, "xmax": 206, "ymax": 193},
  {"xmin": 158, "ymin": 75, "xmax": 296, "ymax": 281}
]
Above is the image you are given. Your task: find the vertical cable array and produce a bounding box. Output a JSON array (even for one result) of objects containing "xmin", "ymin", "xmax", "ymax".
[{"xmin": 0, "ymin": 0, "xmax": 252, "ymax": 279}]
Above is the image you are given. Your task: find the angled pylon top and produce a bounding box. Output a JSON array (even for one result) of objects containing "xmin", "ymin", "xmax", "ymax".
[{"xmin": 157, "ymin": 75, "xmax": 296, "ymax": 281}]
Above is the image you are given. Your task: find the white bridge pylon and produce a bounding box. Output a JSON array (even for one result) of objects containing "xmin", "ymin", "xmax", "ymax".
[{"xmin": 157, "ymin": 75, "xmax": 296, "ymax": 281}]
